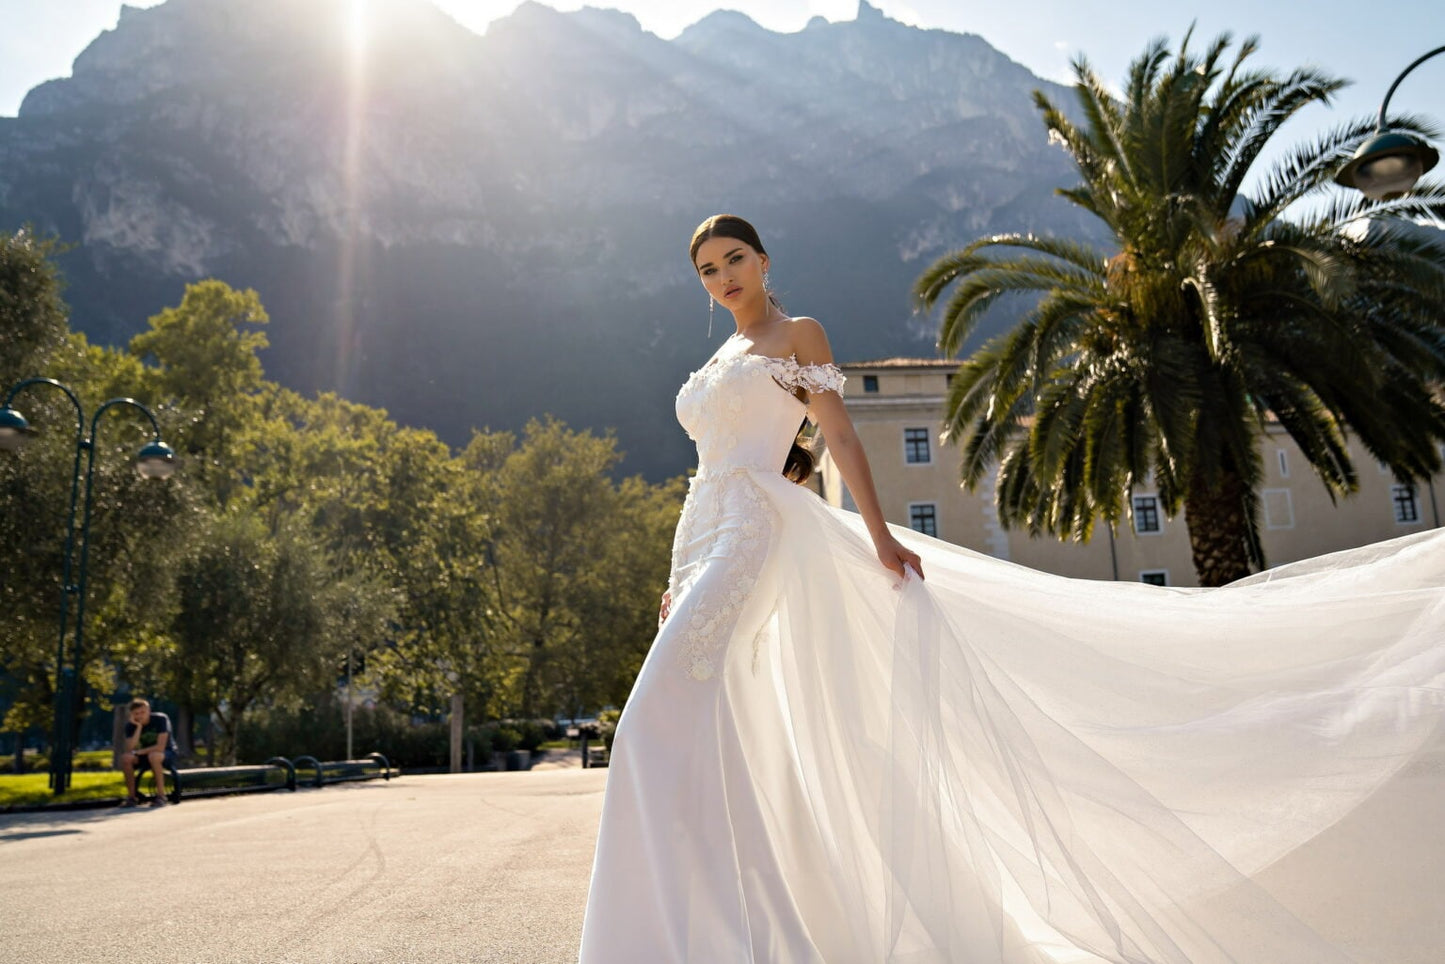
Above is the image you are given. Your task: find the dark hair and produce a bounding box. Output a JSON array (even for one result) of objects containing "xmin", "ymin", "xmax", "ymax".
[
  {"xmin": 782, "ymin": 419, "xmax": 815, "ymax": 484},
  {"xmin": 689, "ymin": 213, "xmax": 767, "ymax": 266},
  {"xmin": 689, "ymin": 215, "xmax": 810, "ymax": 483}
]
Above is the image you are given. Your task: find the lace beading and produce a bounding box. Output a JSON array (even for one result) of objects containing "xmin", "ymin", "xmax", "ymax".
[{"xmin": 666, "ymin": 471, "xmax": 777, "ymax": 680}]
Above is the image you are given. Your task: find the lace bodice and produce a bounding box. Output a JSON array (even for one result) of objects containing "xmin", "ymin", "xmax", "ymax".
[
  {"xmin": 664, "ymin": 337, "xmax": 847, "ymax": 680},
  {"xmin": 674, "ymin": 336, "xmax": 846, "ymax": 476}
]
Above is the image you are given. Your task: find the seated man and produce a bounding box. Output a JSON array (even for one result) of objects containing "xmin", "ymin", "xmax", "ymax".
[{"xmin": 118, "ymin": 698, "xmax": 175, "ymax": 807}]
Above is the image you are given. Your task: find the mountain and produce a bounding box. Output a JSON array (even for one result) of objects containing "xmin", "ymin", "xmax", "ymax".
[{"xmin": 0, "ymin": 0, "xmax": 1096, "ymax": 479}]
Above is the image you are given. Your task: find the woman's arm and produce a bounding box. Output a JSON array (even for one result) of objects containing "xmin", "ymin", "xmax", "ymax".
[{"xmin": 790, "ymin": 319, "xmax": 924, "ymax": 580}]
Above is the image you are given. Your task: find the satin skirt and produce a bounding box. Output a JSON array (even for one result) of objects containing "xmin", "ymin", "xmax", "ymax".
[{"xmin": 580, "ymin": 468, "xmax": 1445, "ymax": 963}]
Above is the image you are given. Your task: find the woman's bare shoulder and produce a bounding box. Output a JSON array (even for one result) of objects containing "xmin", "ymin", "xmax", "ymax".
[{"xmin": 783, "ymin": 316, "xmax": 833, "ymax": 365}]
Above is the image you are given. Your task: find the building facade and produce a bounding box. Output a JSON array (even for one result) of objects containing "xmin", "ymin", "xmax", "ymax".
[{"xmin": 816, "ymin": 359, "xmax": 1444, "ymax": 587}]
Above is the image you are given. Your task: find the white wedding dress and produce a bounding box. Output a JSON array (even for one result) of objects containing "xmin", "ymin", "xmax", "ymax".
[{"xmin": 578, "ymin": 333, "xmax": 1445, "ymax": 963}]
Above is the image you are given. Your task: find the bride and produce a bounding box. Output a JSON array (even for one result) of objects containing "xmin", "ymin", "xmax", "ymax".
[{"xmin": 577, "ymin": 214, "xmax": 1445, "ymax": 963}]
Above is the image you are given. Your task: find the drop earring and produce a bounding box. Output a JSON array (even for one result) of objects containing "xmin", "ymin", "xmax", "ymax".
[{"xmin": 708, "ymin": 296, "xmax": 715, "ymax": 338}]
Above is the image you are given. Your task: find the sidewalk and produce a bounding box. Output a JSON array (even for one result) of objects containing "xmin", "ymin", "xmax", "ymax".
[{"xmin": 2, "ymin": 769, "xmax": 608, "ymax": 964}]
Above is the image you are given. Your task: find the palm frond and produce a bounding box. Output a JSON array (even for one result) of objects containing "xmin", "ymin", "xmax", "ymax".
[
  {"xmin": 1072, "ymin": 58, "xmax": 1134, "ymax": 187},
  {"xmin": 1215, "ymin": 66, "xmax": 1347, "ymax": 205},
  {"xmin": 1301, "ymin": 175, "xmax": 1445, "ymax": 234},
  {"xmin": 1250, "ymin": 115, "xmax": 1437, "ymax": 223}
]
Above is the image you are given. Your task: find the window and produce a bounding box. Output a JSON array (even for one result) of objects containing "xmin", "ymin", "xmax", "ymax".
[
  {"xmin": 1262, "ymin": 489, "xmax": 1294, "ymax": 529},
  {"xmin": 904, "ymin": 427, "xmax": 931, "ymax": 464},
  {"xmin": 1392, "ymin": 484, "xmax": 1420, "ymax": 524},
  {"xmin": 909, "ymin": 503, "xmax": 938, "ymax": 537},
  {"xmin": 1139, "ymin": 570, "xmax": 1168, "ymax": 586},
  {"xmin": 946, "ymin": 373, "xmax": 955, "ymax": 387},
  {"xmin": 1132, "ymin": 495, "xmax": 1161, "ymax": 534},
  {"xmin": 1276, "ymin": 449, "xmax": 1289, "ymax": 477},
  {"xmin": 862, "ymin": 375, "xmax": 879, "ymax": 393}
]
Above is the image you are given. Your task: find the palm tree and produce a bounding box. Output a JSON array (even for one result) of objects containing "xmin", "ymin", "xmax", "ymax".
[{"xmin": 914, "ymin": 31, "xmax": 1445, "ymax": 586}]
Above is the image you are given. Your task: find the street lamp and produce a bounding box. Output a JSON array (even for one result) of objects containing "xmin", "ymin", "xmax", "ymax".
[
  {"xmin": 0, "ymin": 377, "xmax": 176, "ymax": 795},
  {"xmin": 1335, "ymin": 45, "xmax": 1444, "ymax": 199}
]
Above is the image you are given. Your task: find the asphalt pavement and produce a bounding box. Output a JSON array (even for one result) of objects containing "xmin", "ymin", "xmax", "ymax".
[
  {"xmin": 2, "ymin": 768, "xmax": 608, "ymax": 964},
  {"xmin": 4, "ymin": 743, "xmax": 1444, "ymax": 963}
]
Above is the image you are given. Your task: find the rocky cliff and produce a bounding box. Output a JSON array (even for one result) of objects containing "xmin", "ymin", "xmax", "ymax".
[{"xmin": 0, "ymin": 0, "xmax": 1095, "ymax": 478}]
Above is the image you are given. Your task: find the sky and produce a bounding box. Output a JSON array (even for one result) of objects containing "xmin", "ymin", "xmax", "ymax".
[{"xmin": 1, "ymin": 0, "xmax": 1442, "ymax": 155}]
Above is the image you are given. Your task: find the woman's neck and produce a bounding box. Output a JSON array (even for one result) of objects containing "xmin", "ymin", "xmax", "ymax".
[{"xmin": 732, "ymin": 298, "xmax": 783, "ymax": 338}]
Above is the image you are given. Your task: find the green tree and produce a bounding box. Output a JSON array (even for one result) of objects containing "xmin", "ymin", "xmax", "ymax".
[
  {"xmin": 0, "ymin": 228, "xmax": 72, "ymax": 768},
  {"xmin": 570, "ymin": 473, "xmax": 682, "ymax": 711},
  {"xmin": 168, "ymin": 510, "xmax": 381, "ymax": 763},
  {"xmin": 0, "ymin": 228, "xmax": 68, "ymax": 390},
  {"xmin": 914, "ymin": 31, "xmax": 1445, "ymax": 585},
  {"xmin": 129, "ymin": 280, "xmax": 269, "ymax": 506},
  {"xmin": 1, "ymin": 242, "xmax": 190, "ymax": 766},
  {"xmin": 246, "ymin": 391, "xmax": 467, "ymax": 720},
  {"xmin": 480, "ymin": 418, "xmax": 679, "ymax": 719}
]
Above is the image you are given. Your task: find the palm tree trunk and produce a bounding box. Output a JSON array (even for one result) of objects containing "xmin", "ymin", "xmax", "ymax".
[{"xmin": 1184, "ymin": 469, "xmax": 1254, "ymax": 587}]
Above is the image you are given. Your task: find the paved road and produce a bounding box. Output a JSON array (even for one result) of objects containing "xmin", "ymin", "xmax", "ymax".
[
  {"xmin": 2, "ymin": 769, "xmax": 608, "ymax": 964},
  {"xmin": 5, "ymin": 746, "xmax": 1444, "ymax": 964}
]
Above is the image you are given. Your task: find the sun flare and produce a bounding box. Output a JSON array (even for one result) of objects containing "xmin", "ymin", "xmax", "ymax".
[{"xmin": 346, "ymin": 0, "xmax": 371, "ymax": 57}]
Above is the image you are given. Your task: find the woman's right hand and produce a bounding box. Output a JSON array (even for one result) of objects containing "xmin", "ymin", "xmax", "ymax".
[{"xmin": 659, "ymin": 591, "xmax": 672, "ymax": 626}]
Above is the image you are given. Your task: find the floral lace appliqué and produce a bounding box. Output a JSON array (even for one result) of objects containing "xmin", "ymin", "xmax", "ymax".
[
  {"xmin": 668, "ymin": 471, "xmax": 775, "ymax": 681},
  {"xmin": 758, "ymin": 354, "xmax": 847, "ymax": 398}
]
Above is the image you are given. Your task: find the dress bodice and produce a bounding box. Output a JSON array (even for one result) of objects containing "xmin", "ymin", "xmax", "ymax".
[{"xmin": 675, "ymin": 336, "xmax": 846, "ymax": 476}]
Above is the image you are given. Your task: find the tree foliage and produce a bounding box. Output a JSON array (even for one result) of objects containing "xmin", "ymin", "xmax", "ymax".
[
  {"xmin": 479, "ymin": 418, "xmax": 678, "ymax": 720},
  {"xmin": 168, "ymin": 511, "xmax": 387, "ymax": 764},
  {"xmin": 915, "ymin": 31, "xmax": 1445, "ymax": 585},
  {"xmin": 2, "ymin": 254, "xmax": 681, "ymax": 765},
  {"xmin": 0, "ymin": 229, "xmax": 69, "ymax": 391}
]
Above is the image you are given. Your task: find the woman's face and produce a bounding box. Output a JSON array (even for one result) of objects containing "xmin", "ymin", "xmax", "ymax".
[{"xmin": 693, "ymin": 235, "xmax": 769, "ymax": 310}]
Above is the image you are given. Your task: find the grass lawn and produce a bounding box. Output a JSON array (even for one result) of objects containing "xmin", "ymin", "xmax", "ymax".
[{"xmin": 0, "ymin": 770, "xmax": 129, "ymax": 808}]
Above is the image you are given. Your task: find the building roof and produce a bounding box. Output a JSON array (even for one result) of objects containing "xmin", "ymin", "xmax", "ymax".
[{"xmin": 841, "ymin": 357, "xmax": 958, "ymax": 369}]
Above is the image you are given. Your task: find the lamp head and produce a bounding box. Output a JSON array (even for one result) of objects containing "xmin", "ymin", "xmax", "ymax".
[
  {"xmin": 0, "ymin": 406, "xmax": 34, "ymax": 451},
  {"xmin": 135, "ymin": 440, "xmax": 177, "ymax": 480},
  {"xmin": 1335, "ymin": 131, "xmax": 1440, "ymax": 200}
]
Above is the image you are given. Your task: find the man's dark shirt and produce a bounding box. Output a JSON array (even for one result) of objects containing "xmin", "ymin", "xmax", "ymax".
[{"xmin": 125, "ymin": 712, "xmax": 176, "ymax": 761}]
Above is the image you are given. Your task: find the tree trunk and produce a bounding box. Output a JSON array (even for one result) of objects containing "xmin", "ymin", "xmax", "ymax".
[
  {"xmin": 1184, "ymin": 469, "xmax": 1255, "ymax": 587},
  {"xmin": 224, "ymin": 712, "xmax": 239, "ymax": 766},
  {"xmin": 174, "ymin": 705, "xmax": 195, "ymax": 760},
  {"xmin": 112, "ymin": 705, "xmax": 128, "ymax": 770},
  {"xmin": 520, "ymin": 639, "xmax": 545, "ymax": 719},
  {"xmin": 449, "ymin": 693, "xmax": 464, "ymax": 774}
]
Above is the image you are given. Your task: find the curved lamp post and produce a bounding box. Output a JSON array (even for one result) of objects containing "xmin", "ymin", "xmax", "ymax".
[
  {"xmin": 1336, "ymin": 45, "xmax": 1444, "ymax": 199},
  {"xmin": 0, "ymin": 377, "xmax": 176, "ymax": 795}
]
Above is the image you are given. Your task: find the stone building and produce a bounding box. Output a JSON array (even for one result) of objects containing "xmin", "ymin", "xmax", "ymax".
[{"xmin": 815, "ymin": 359, "xmax": 1444, "ymax": 587}]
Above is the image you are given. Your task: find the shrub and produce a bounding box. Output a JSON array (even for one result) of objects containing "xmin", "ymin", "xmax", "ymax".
[
  {"xmin": 464, "ymin": 725, "xmax": 493, "ymax": 761},
  {"xmin": 492, "ymin": 727, "xmax": 522, "ymax": 753},
  {"xmin": 235, "ymin": 698, "xmax": 451, "ymax": 770},
  {"xmin": 598, "ymin": 708, "xmax": 621, "ymax": 751}
]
